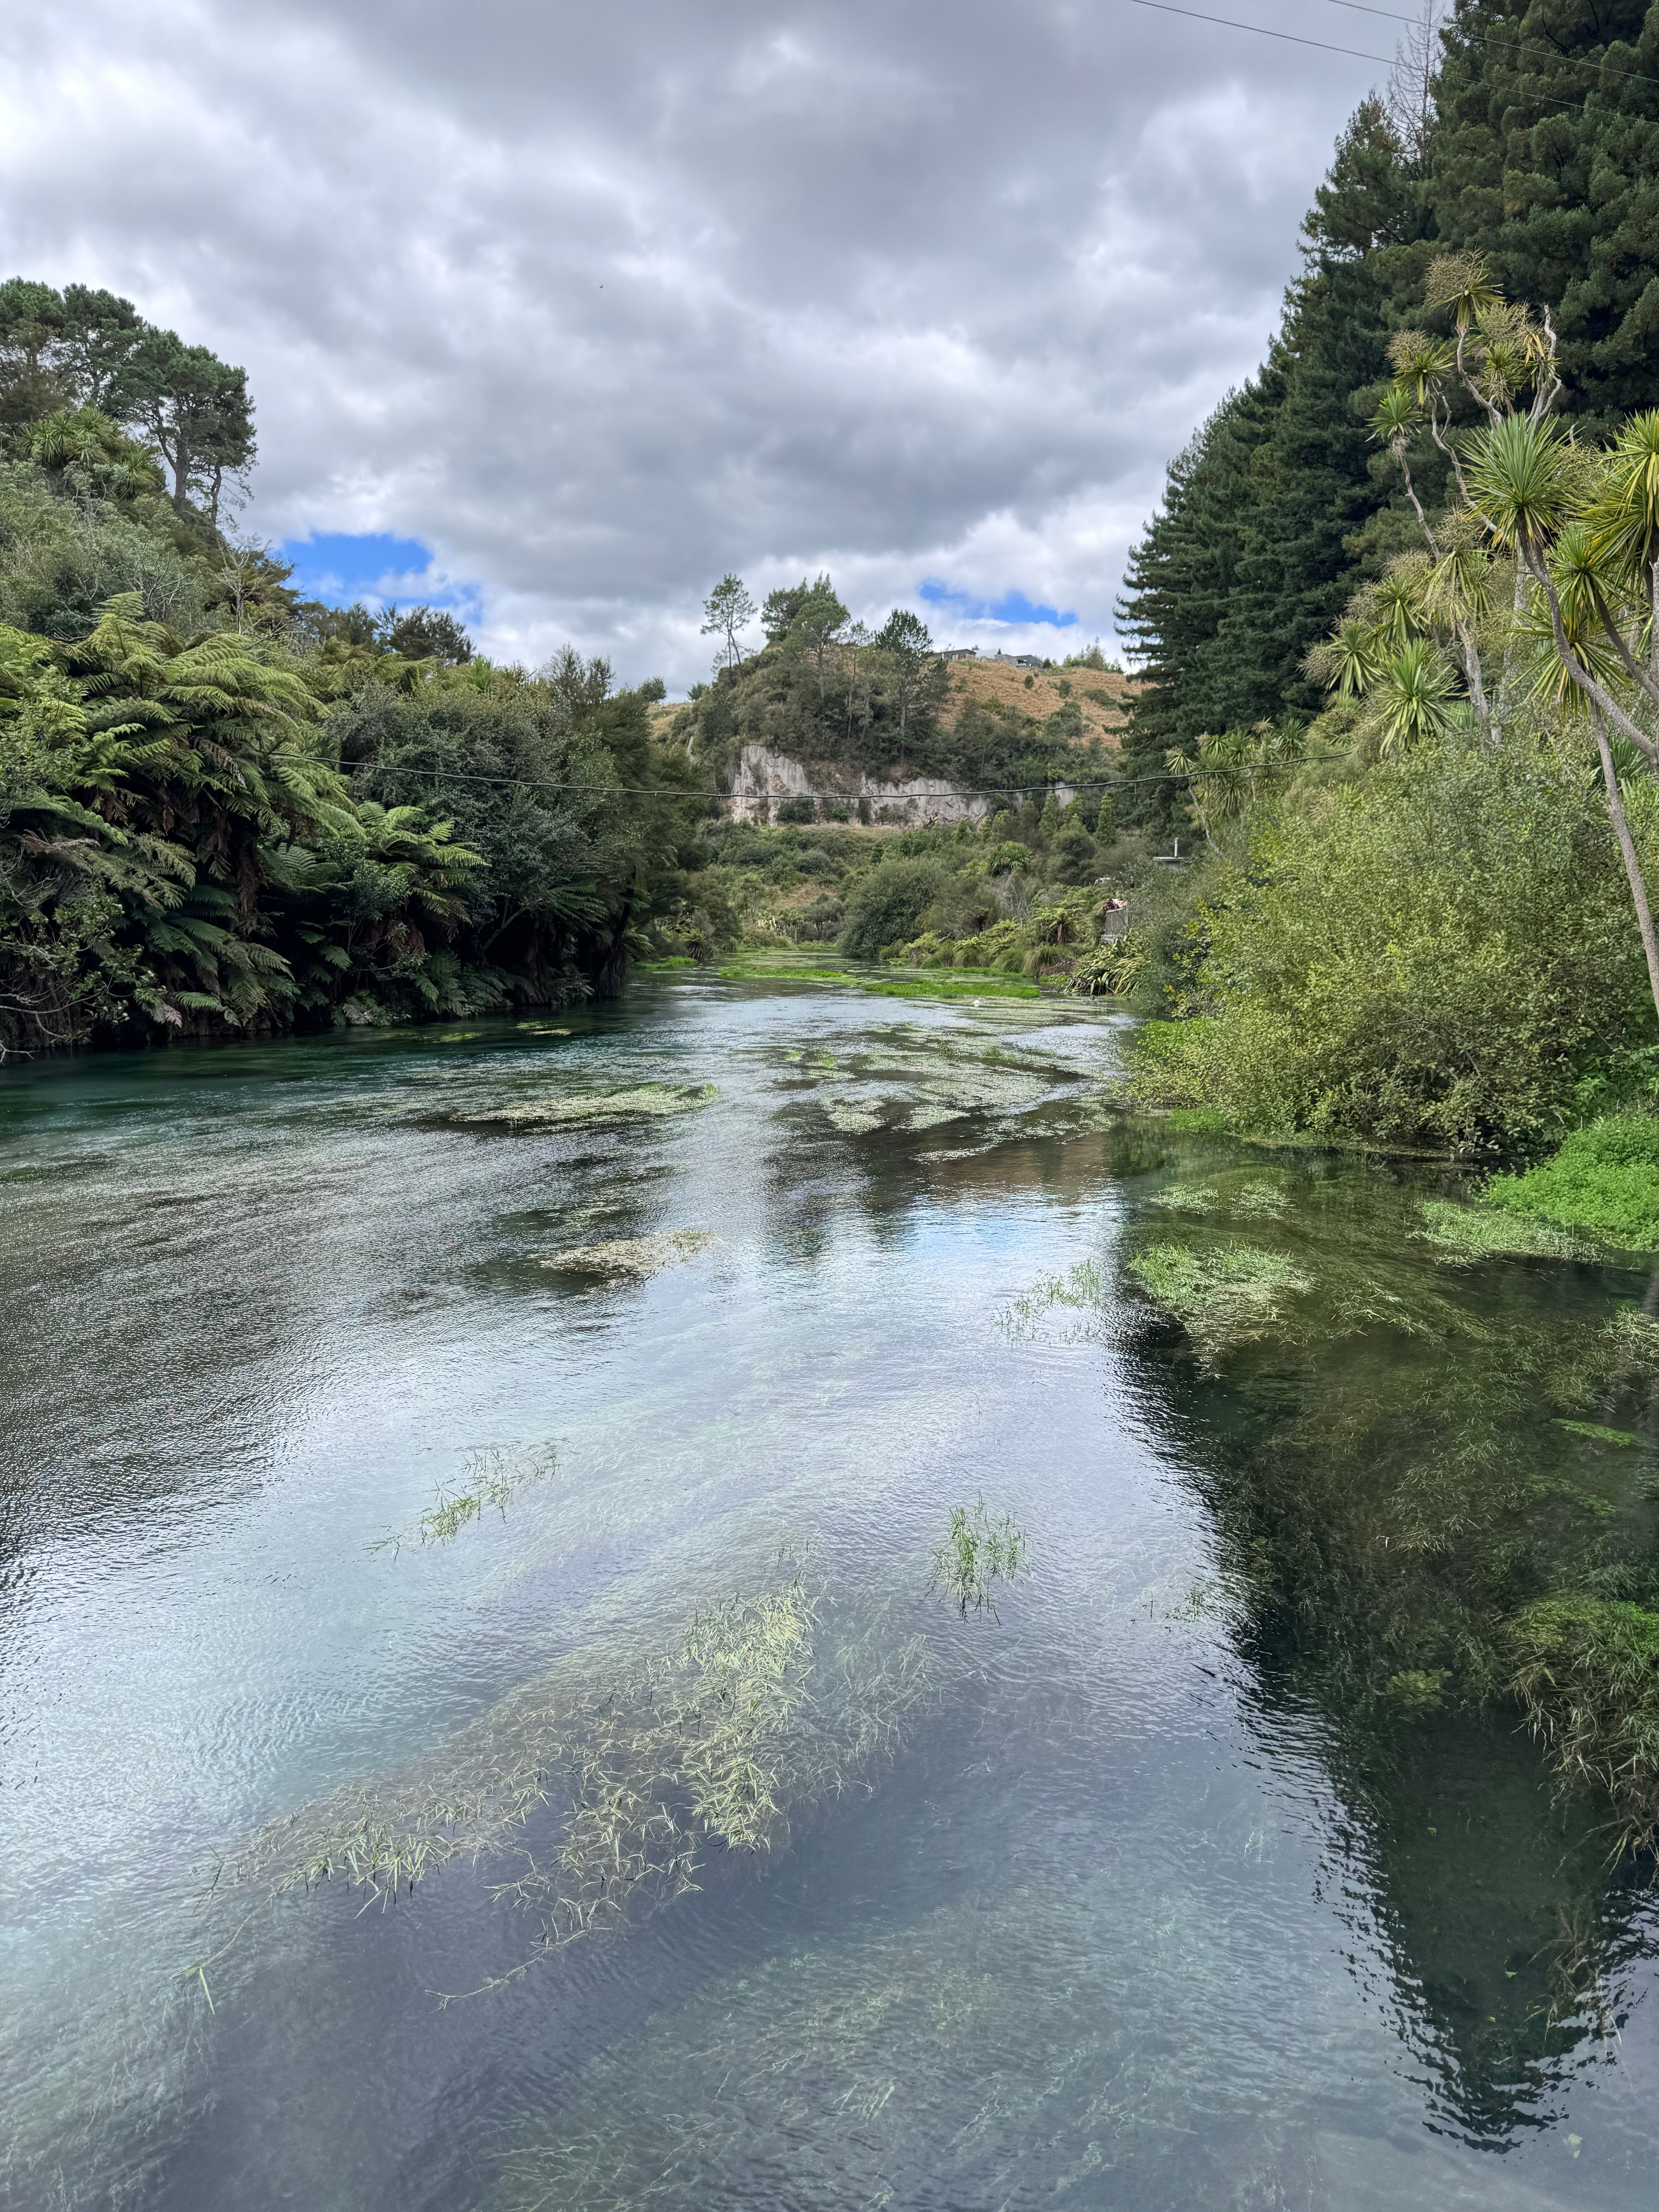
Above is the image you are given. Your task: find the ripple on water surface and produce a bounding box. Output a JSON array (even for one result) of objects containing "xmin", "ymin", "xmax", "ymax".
[{"xmin": 2, "ymin": 984, "xmax": 1657, "ymax": 2211}]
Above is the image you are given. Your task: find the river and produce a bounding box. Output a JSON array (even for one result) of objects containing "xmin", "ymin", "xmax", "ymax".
[{"xmin": 3, "ymin": 978, "xmax": 1656, "ymax": 2209}]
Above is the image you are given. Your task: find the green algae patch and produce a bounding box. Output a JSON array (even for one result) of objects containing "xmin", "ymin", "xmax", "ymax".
[
  {"xmin": 1483, "ymin": 1116, "xmax": 1659, "ymax": 1250},
  {"xmin": 539, "ymin": 1230, "xmax": 714, "ymax": 1280},
  {"xmin": 453, "ymin": 1082, "xmax": 716, "ymax": 1132}
]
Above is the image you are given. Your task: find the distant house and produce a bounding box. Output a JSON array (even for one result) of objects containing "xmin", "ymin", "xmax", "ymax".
[
  {"xmin": 938, "ymin": 646, "xmax": 978, "ymax": 661},
  {"xmin": 992, "ymin": 651, "xmax": 1042, "ymax": 669}
]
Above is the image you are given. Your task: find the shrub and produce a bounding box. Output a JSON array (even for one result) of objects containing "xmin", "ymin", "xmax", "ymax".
[
  {"xmin": 1127, "ymin": 742, "xmax": 1653, "ymax": 1158},
  {"xmin": 839, "ymin": 858, "xmax": 947, "ymax": 961},
  {"xmin": 1484, "ymin": 1115, "xmax": 1659, "ymax": 1247}
]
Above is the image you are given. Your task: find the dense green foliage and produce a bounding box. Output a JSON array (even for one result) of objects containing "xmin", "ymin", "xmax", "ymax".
[
  {"xmin": 1486, "ymin": 1113, "xmax": 1659, "ymax": 1243},
  {"xmin": 0, "ymin": 603, "xmax": 701, "ymax": 1051},
  {"xmin": 1119, "ymin": 0, "xmax": 1659, "ymax": 817},
  {"xmin": 0, "ymin": 282, "xmax": 706, "ymax": 1053},
  {"xmin": 1128, "ymin": 742, "xmax": 1652, "ymax": 1156},
  {"xmin": 838, "ymin": 858, "xmax": 950, "ymax": 961}
]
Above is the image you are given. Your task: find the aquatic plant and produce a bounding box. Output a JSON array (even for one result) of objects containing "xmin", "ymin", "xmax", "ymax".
[
  {"xmin": 1127, "ymin": 1240, "xmax": 1309, "ymax": 1355},
  {"xmin": 998, "ymin": 1258, "xmax": 1111, "ymax": 1338},
  {"xmin": 1416, "ymin": 1197, "xmax": 1601, "ymax": 1262},
  {"xmin": 371, "ymin": 1441, "xmax": 558, "ymax": 1555},
  {"xmin": 216, "ymin": 1577, "xmax": 933, "ymax": 1995},
  {"xmin": 931, "ymin": 1498, "xmax": 1029, "ymax": 1618},
  {"xmin": 1150, "ymin": 1177, "xmax": 1288, "ymax": 1219},
  {"xmin": 1509, "ymin": 1596, "xmax": 1659, "ymax": 1853},
  {"xmin": 454, "ymin": 1082, "xmax": 716, "ymax": 1132},
  {"xmin": 1555, "ymin": 1420, "xmax": 1640, "ymax": 1448},
  {"xmin": 1484, "ymin": 1116, "xmax": 1659, "ymax": 1249},
  {"xmin": 539, "ymin": 1230, "xmax": 714, "ymax": 1279}
]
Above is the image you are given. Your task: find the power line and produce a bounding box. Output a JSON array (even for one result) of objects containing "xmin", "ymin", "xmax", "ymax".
[
  {"xmin": 1125, "ymin": 0, "xmax": 1391, "ymax": 65},
  {"xmin": 1125, "ymin": 0, "xmax": 1659, "ymax": 99},
  {"xmin": 343, "ymin": 752, "xmax": 1357, "ymax": 803},
  {"xmin": 1320, "ymin": 0, "xmax": 1659, "ymax": 96}
]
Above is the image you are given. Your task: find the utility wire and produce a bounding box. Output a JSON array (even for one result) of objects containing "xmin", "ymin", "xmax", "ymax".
[
  {"xmin": 1318, "ymin": 0, "xmax": 1659, "ymax": 98},
  {"xmin": 342, "ymin": 752, "xmax": 1357, "ymax": 802},
  {"xmin": 1125, "ymin": 0, "xmax": 1390, "ymax": 64},
  {"xmin": 1125, "ymin": 0, "xmax": 1659, "ymax": 98}
]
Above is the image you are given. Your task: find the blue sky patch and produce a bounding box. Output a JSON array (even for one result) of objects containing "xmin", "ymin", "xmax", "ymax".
[
  {"xmin": 278, "ymin": 532, "xmax": 476, "ymax": 616},
  {"xmin": 918, "ymin": 578, "xmax": 1079, "ymax": 629}
]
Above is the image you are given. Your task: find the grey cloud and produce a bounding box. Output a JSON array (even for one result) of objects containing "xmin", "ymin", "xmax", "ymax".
[{"xmin": 0, "ymin": 0, "xmax": 1391, "ymax": 684}]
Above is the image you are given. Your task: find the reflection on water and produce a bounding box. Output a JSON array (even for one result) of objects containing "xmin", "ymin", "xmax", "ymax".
[{"xmin": 2, "ymin": 982, "xmax": 1657, "ymax": 2210}]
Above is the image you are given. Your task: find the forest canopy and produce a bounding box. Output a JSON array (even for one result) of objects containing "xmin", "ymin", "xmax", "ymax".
[{"xmin": 0, "ymin": 279, "xmax": 706, "ymax": 1056}]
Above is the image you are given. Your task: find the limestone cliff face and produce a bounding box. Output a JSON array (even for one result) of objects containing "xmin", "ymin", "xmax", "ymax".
[{"xmin": 724, "ymin": 744, "xmax": 1080, "ymax": 827}]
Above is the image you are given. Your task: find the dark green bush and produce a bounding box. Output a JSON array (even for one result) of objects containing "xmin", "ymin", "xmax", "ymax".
[{"xmin": 839, "ymin": 859, "xmax": 948, "ymax": 961}]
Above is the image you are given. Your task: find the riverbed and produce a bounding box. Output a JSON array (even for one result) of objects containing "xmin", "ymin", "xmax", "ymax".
[{"xmin": 3, "ymin": 979, "xmax": 1656, "ymax": 2209}]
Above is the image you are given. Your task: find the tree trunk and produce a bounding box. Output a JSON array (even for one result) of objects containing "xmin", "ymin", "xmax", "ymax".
[{"xmin": 1594, "ymin": 703, "xmax": 1659, "ymax": 1027}]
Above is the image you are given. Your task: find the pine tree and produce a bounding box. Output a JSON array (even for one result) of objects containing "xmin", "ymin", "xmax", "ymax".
[
  {"xmin": 1427, "ymin": 0, "xmax": 1659, "ymax": 435},
  {"xmin": 1116, "ymin": 103, "xmax": 1424, "ymax": 814}
]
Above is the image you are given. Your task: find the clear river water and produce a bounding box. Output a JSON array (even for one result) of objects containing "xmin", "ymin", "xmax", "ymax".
[{"xmin": 3, "ymin": 978, "xmax": 1658, "ymax": 2210}]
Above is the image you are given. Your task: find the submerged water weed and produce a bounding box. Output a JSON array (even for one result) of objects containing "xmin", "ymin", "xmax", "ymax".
[
  {"xmin": 1556, "ymin": 1420, "xmax": 1641, "ymax": 1448},
  {"xmin": 1150, "ymin": 1183, "xmax": 1220, "ymax": 1214},
  {"xmin": 1509, "ymin": 1597, "xmax": 1659, "ymax": 1854},
  {"xmin": 491, "ymin": 1874, "xmax": 1269, "ymax": 2212},
  {"xmin": 214, "ymin": 1578, "xmax": 932, "ymax": 1996},
  {"xmin": 932, "ymin": 1499, "xmax": 1030, "ymax": 1619},
  {"xmin": 1127, "ymin": 1240, "xmax": 1310, "ymax": 1357},
  {"xmin": 539, "ymin": 1230, "xmax": 714, "ymax": 1280},
  {"xmin": 1417, "ymin": 1199, "xmax": 1602, "ymax": 1264},
  {"xmin": 452, "ymin": 1082, "xmax": 716, "ymax": 1132},
  {"xmin": 778, "ymin": 1026, "xmax": 1094, "ymax": 1143},
  {"xmin": 999, "ymin": 1259, "xmax": 1111, "ymax": 1338},
  {"xmin": 1384, "ymin": 1667, "xmax": 1449, "ymax": 1714},
  {"xmin": 1151, "ymin": 1178, "xmax": 1288, "ymax": 1219},
  {"xmin": 371, "ymin": 1441, "xmax": 559, "ymax": 1556}
]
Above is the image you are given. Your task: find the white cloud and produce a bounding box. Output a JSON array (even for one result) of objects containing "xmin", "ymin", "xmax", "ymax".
[{"xmin": 0, "ymin": 0, "xmax": 1391, "ymax": 690}]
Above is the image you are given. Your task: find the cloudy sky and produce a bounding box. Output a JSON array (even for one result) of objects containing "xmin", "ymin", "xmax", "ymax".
[{"xmin": 0, "ymin": 0, "xmax": 1399, "ymax": 689}]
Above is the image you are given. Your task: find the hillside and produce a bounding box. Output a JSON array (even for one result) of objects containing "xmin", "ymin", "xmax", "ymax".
[
  {"xmin": 943, "ymin": 657, "xmax": 1129, "ymax": 745},
  {"xmin": 654, "ymin": 646, "xmax": 1141, "ymax": 774}
]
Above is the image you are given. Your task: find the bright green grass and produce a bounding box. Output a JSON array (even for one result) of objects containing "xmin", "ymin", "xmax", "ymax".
[{"xmin": 1485, "ymin": 1115, "xmax": 1659, "ymax": 1249}]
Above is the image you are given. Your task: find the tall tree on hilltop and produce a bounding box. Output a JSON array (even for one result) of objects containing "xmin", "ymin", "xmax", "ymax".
[
  {"xmin": 701, "ymin": 574, "xmax": 756, "ymax": 672},
  {"xmin": 118, "ymin": 329, "xmax": 256, "ymax": 524},
  {"xmin": 794, "ymin": 574, "xmax": 848, "ymax": 702}
]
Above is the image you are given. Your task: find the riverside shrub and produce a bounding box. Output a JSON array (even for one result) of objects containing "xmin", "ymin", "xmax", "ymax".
[
  {"xmin": 1485, "ymin": 1116, "xmax": 1659, "ymax": 1248},
  {"xmin": 1129, "ymin": 742, "xmax": 1653, "ymax": 1158},
  {"xmin": 838, "ymin": 858, "xmax": 947, "ymax": 962}
]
